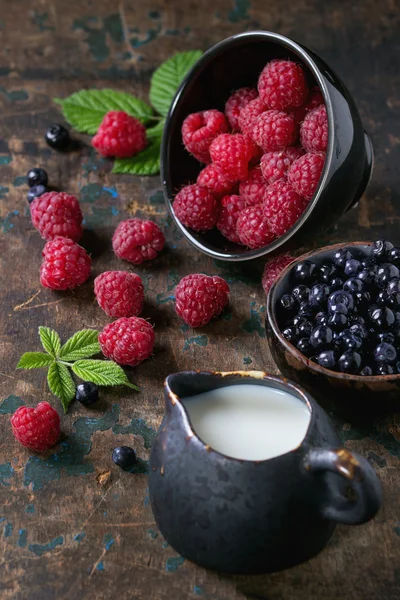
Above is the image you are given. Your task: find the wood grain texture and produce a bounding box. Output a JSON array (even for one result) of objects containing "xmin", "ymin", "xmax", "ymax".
[{"xmin": 0, "ymin": 1, "xmax": 399, "ymax": 599}]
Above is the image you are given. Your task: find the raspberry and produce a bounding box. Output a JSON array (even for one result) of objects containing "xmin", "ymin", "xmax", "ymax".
[
  {"xmin": 260, "ymin": 147, "xmax": 304, "ymax": 184},
  {"xmin": 258, "ymin": 59, "xmax": 308, "ymax": 110},
  {"xmin": 238, "ymin": 97, "xmax": 266, "ymax": 136},
  {"xmin": 304, "ymin": 86, "xmax": 324, "ymax": 113},
  {"xmin": 250, "ymin": 110, "xmax": 296, "ymax": 152},
  {"xmin": 300, "ymin": 105, "xmax": 328, "ymax": 153},
  {"xmin": 225, "ymin": 87, "xmax": 258, "ymax": 131},
  {"xmin": 94, "ymin": 271, "xmax": 144, "ymax": 318},
  {"xmin": 11, "ymin": 402, "xmax": 60, "ymax": 453},
  {"xmin": 288, "ymin": 152, "xmax": 325, "ymax": 200},
  {"xmin": 209, "ymin": 133, "xmax": 258, "ymax": 181},
  {"xmin": 262, "ymin": 254, "xmax": 294, "ymax": 294},
  {"xmin": 182, "ymin": 109, "xmax": 229, "ymax": 163},
  {"xmin": 236, "ymin": 205, "xmax": 276, "ymax": 249},
  {"xmin": 175, "ymin": 274, "xmax": 229, "ymax": 327},
  {"xmin": 92, "ymin": 111, "xmax": 147, "ymax": 158},
  {"xmin": 40, "ymin": 236, "xmax": 91, "ymax": 290},
  {"xmin": 99, "ymin": 317, "xmax": 154, "ymax": 367},
  {"xmin": 197, "ymin": 164, "xmax": 238, "ymax": 199},
  {"xmin": 112, "ymin": 218, "xmax": 165, "ymax": 264},
  {"xmin": 30, "ymin": 191, "xmax": 83, "ymax": 241},
  {"xmin": 239, "ymin": 167, "xmax": 268, "ymax": 206},
  {"xmin": 263, "ymin": 180, "xmax": 308, "ymax": 236},
  {"xmin": 216, "ymin": 195, "xmax": 248, "ymax": 243},
  {"xmin": 173, "ymin": 184, "xmax": 219, "ymax": 231}
]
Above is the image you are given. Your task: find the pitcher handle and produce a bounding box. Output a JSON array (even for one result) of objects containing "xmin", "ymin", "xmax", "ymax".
[{"xmin": 304, "ymin": 447, "xmax": 382, "ymax": 525}]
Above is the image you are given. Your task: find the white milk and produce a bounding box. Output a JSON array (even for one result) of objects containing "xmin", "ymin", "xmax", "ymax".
[{"xmin": 181, "ymin": 384, "xmax": 311, "ymax": 461}]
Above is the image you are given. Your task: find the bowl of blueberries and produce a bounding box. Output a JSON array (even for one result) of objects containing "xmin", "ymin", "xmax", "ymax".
[{"xmin": 266, "ymin": 240, "xmax": 400, "ymax": 417}]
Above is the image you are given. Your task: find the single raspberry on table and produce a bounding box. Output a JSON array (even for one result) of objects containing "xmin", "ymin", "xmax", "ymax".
[
  {"xmin": 262, "ymin": 254, "xmax": 295, "ymax": 294},
  {"xmin": 209, "ymin": 133, "xmax": 258, "ymax": 181},
  {"xmin": 112, "ymin": 218, "xmax": 165, "ymax": 265},
  {"xmin": 236, "ymin": 205, "xmax": 276, "ymax": 249},
  {"xmin": 260, "ymin": 147, "xmax": 304, "ymax": 184},
  {"xmin": 92, "ymin": 111, "xmax": 147, "ymax": 158},
  {"xmin": 11, "ymin": 402, "xmax": 60, "ymax": 453},
  {"xmin": 263, "ymin": 179, "xmax": 309, "ymax": 236},
  {"xmin": 239, "ymin": 167, "xmax": 268, "ymax": 206},
  {"xmin": 238, "ymin": 97, "xmax": 266, "ymax": 136},
  {"xmin": 175, "ymin": 274, "xmax": 230, "ymax": 327},
  {"xmin": 94, "ymin": 271, "xmax": 144, "ymax": 318},
  {"xmin": 216, "ymin": 194, "xmax": 248, "ymax": 243},
  {"xmin": 40, "ymin": 236, "xmax": 91, "ymax": 290},
  {"xmin": 30, "ymin": 191, "xmax": 83, "ymax": 241},
  {"xmin": 99, "ymin": 317, "xmax": 155, "ymax": 367},
  {"xmin": 182, "ymin": 109, "xmax": 229, "ymax": 163},
  {"xmin": 258, "ymin": 59, "xmax": 308, "ymax": 110},
  {"xmin": 173, "ymin": 184, "xmax": 219, "ymax": 231},
  {"xmin": 250, "ymin": 110, "xmax": 297, "ymax": 152},
  {"xmin": 300, "ymin": 105, "xmax": 328, "ymax": 153},
  {"xmin": 225, "ymin": 87, "xmax": 258, "ymax": 131},
  {"xmin": 288, "ymin": 152, "xmax": 325, "ymax": 200},
  {"xmin": 197, "ymin": 163, "xmax": 238, "ymax": 199}
]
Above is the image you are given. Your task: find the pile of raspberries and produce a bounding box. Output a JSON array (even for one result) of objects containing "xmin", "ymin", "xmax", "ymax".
[{"xmin": 173, "ymin": 59, "xmax": 327, "ymax": 249}]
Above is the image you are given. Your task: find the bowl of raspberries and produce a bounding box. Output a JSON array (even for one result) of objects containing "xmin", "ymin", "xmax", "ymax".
[
  {"xmin": 161, "ymin": 31, "xmax": 373, "ymax": 261},
  {"xmin": 266, "ymin": 240, "xmax": 400, "ymax": 417}
]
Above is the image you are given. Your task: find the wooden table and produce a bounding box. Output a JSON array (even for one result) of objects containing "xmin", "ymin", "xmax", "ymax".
[{"xmin": 0, "ymin": 1, "xmax": 399, "ymax": 598}]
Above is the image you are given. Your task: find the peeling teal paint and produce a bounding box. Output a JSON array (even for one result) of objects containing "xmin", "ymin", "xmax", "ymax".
[
  {"xmin": 74, "ymin": 14, "xmax": 123, "ymax": 62},
  {"xmin": 241, "ymin": 305, "xmax": 266, "ymax": 338},
  {"xmin": 80, "ymin": 183, "xmax": 119, "ymax": 228},
  {"xmin": 339, "ymin": 424, "xmax": 400, "ymax": 458},
  {"xmin": 0, "ymin": 208, "xmax": 18, "ymax": 231},
  {"xmin": 214, "ymin": 260, "xmax": 261, "ymax": 286},
  {"xmin": 130, "ymin": 26, "xmax": 161, "ymax": 48},
  {"xmin": 4, "ymin": 522, "xmax": 13, "ymax": 537},
  {"xmin": 148, "ymin": 10, "xmax": 160, "ymax": 19},
  {"xmin": 0, "ymin": 463, "xmax": 14, "ymax": 486},
  {"xmin": 156, "ymin": 293, "xmax": 175, "ymax": 305},
  {"xmin": 149, "ymin": 190, "xmax": 164, "ymax": 205},
  {"xmin": 194, "ymin": 586, "xmax": 205, "ymax": 596},
  {"xmin": 166, "ymin": 555, "xmax": 185, "ymax": 572},
  {"xmin": 0, "ymin": 87, "xmax": 28, "ymax": 102},
  {"xmin": 80, "ymin": 182, "xmax": 106, "ymax": 203},
  {"xmin": 127, "ymin": 457, "xmax": 149, "ymax": 474},
  {"xmin": 104, "ymin": 533, "xmax": 115, "ymax": 551},
  {"xmin": 183, "ymin": 335, "xmax": 209, "ymax": 351},
  {"xmin": 180, "ymin": 323, "xmax": 190, "ymax": 333},
  {"xmin": 0, "ymin": 187, "xmax": 10, "ymax": 201},
  {"xmin": 228, "ymin": 0, "xmax": 251, "ymax": 22},
  {"xmin": 97, "ymin": 561, "xmax": 105, "ymax": 571},
  {"xmin": 18, "ymin": 529, "xmax": 27, "ymax": 548},
  {"xmin": 13, "ymin": 176, "xmax": 26, "ymax": 187},
  {"xmin": 74, "ymin": 532, "xmax": 86, "ymax": 542},
  {"xmin": 148, "ymin": 528, "xmax": 159, "ymax": 540},
  {"xmin": 103, "ymin": 186, "xmax": 118, "ymax": 198},
  {"xmin": 162, "ymin": 541, "xmax": 170, "ymax": 549},
  {"xmin": 243, "ymin": 356, "xmax": 253, "ymax": 365},
  {"xmin": 0, "ymin": 154, "xmax": 12, "ymax": 165},
  {"xmin": 25, "ymin": 504, "xmax": 35, "ymax": 513},
  {"xmin": 143, "ymin": 488, "xmax": 149, "ymax": 507},
  {"xmin": 28, "ymin": 536, "xmax": 64, "ymax": 556},
  {"xmin": 0, "ymin": 395, "xmax": 25, "ymax": 414},
  {"xmin": 112, "ymin": 417, "xmax": 156, "ymax": 449}
]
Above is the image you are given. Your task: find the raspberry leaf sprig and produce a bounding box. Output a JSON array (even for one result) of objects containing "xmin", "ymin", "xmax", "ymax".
[{"xmin": 17, "ymin": 327, "xmax": 138, "ymax": 413}]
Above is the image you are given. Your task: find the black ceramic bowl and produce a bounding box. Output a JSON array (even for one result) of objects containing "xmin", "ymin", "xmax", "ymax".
[
  {"xmin": 161, "ymin": 31, "xmax": 373, "ymax": 262},
  {"xmin": 266, "ymin": 242, "xmax": 400, "ymax": 419}
]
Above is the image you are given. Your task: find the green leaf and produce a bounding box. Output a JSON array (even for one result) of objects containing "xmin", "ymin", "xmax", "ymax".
[
  {"xmin": 146, "ymin": 118, "xmax": 165, "ymax": 140},
  {"xmin": 72, "ymin": 360, "xmax": 139, "ymax": 390},
  {"xmin": 54, "ymin": 89, "xmax": 155, "ymax": 134},
  {"xmin": 47, "ymin": 362, "xmax": 76, "ymax": 413},
  {"xmin": 59, "ymin": 329, "xmax": 100, "ymax": 361},
  {"xmin": 17, "ymin": 352, "xmax": 54, "ymax": 369},
  {"xmin": 149, "ymin": 50, "xmax": 203, "ymax": 116},
  {"xmin": 39, "ymin": 326, "xmax": 61, "ymax": 358},
  {"xmin": 112, "ymin": 122, "xmax": 163, "ymax": 175}
]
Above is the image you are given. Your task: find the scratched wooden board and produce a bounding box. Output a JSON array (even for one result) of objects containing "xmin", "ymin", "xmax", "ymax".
[{"xmin": 0, "ymin": 0, "xmax": 399, "ymax": 599}]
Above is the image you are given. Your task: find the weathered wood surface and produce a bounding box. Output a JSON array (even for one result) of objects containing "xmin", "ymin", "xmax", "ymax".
[{"xmin": 0, "ymin": 1, "xmax": 399, "ymax": 599}]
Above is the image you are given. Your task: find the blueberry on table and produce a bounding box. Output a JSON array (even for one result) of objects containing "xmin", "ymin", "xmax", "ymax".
[
  {"xmin": 293, "ymin": 261, "xmax": 316, "ymax": 283},
  {"xmin": 375, "ymin": 263, "xmax": 399, "ymax": 287},
  {"xmin": 296, "ymin": 337, "xmax": 313, "ymax": 357},
  {"xmin": 112, "ymin": 446, "xmax": 137, "ymax": 469},
  {"xmin": 338, "ymin": 350, "xmax": 362, "ymax": 373},
  {"xmin": 75, "ymin": 382, "xmax": 99, "ymax": 405},
  {"xmin": 310, "ymin": 325, "xmax": 333, "ymax": 350},
  {"xmin": 333, "ymin": 248, "xmax": 352, "ymax": 269},
  {"xmin": 26, "ymin": 168, "xmax": 48, "ymax": 188},
  {"xmin": 316, "ymin": 349, "xmax": 337, "ymax": 369},
  {"xmin": 374, "ymin": 343, "xmax": 397, "ymax": 364},
  {"xmin": 27, "ymin": 184, "xmax": 47, "ymax": 203},
  {"xmin": 388, "ymin": 247, "xmax": 400, "ymax": 267},
  {"xmin": 344, "ymin": 258, "xmax": 362, "ymax": 277},
  {"xmin": 372, "ymin": 240, "xmax": 394, "ymax": 262},
  {"xmin": 360, "ymin": 365, "xmax": 373, "ymax": 376},
  {"xmin": 370, "ymin": 307, "xmax": 395, "ymax": 329},
  {"xmin": 376, "ymin": 364, "xmax": 394, "ymax": 375},
  {"xmin": 292, "ymin": 285, "xmax": 310, "ymax": 303},
  {"xmin": 45, "ymin": 124, "xmax": 70, "ymax": 150}
]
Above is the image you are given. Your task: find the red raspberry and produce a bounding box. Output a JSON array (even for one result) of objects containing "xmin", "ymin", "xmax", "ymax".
[
  {"xmin": 40, "ymin": 236, "xmax": 91, "ymax": 290},
  {"xmin": 260, "ymin": 147, "xmax": 304, "ymax": 184},
  {"xmin": 305, "ymin": 86, "xmax": 324, "ymax": 113},
  {"xmin": 288, "ymin": 152, "xmax": 325, "ymax": 200},
  {"xmin": 209, "ymin": 133, "xmax": 258, "ymax": 181},
  {"xmin": 173, "ymin": 184, "xmax": 219, "ymax": 231},
  {"xmin": 197, "ymin": 163, "xmax": 238, "ymax": 199},
  {"xmin": 216, "ymin": 194, "xmax": 248, "ymax": 243},
  {"xmin": 225, "ymin": 87, "xmax": 258, "ymax": 131},
  {"xmin": 182, "ymin": 110, "xmax": 229, "ymax": 163},
  {"xmin": 99, "ymin": 316, "xmax": 154, "ymax": 367},
  {"xmin": 30, "ymin": 192, "xmax": 83, "ymax": 242},
  {"xmin": 94, "ymin": 271, "xmax": 144, "ymax": 318},
  {"xmin": 239, "ymin": 167, "xmax": 268, "ymax": 206},
  {"xmin": 175, "ymin": 274, "xmax": 230, "ymax": 327},
  {"xmin": 250, "ymin": 110, "xmax": 296, "ymax": 152},
  {"xmin": 258, "ymin": 59, "xmax": 308, "ymax": 110},
  {"xmin": 112, "ymin": 218, "xmax": 165, "ymax": 264},
  {"xmin": 300, "ymin": 105, "xmax": 328, "ymax": 153},
  {"xmin": 92, "ymin": 111, "xmax": 147, "ymax": 158},
  {"xmin": 238, "ymin": 97, "xmax": 266, "ymax": 136},
  {"xmin": 262, "ymin": 254, "xmax": 294, "ymax": 294},
  {"xmin": 236, "ymin": 205, "xmax": 276, "ymax": 249},
  {"xmin": 11, "ymin": 402, "xmax": 60, "ymax": 453},
  {"xmin": 263, "ymin": 180, "xmax": 308, "ymax": 236}
]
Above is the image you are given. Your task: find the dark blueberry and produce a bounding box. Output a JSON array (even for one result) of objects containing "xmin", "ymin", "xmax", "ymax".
[
  {"xmin": 298, "ymin": 320, "xmax": 313, "ymax": 337},
  {"xmin": 350, "ymin": 324, "xmax": 368, "ymax": 339},
  {"xmin": 293, "ymin": 261, "xmax": 317, "ymax": 283},
  {"xmin": 376, "ymin": 263, "xmax": 400, "ymax": 287},
  {"xmin": 377, "ymin": 332, "xmax": 395, "ymax": 344},
  {"xmin": 376, "ymin": 364, "xmax": 394, "ymax": 375},
  {"xmin": 372, "ymin": 240, "xmax": 394, "ymax": 262},
  {"xmin": 315, "ymin": 311, "xmax": 329, "ymax": 326},
  {"xmin": 348, "ymin": 314, "xmax": 365, "ymax": 326},
  {"xmin": 354, "ymin": 291, "xmax": 371, "ymax": 309},
  {"xmin": 298, "ymin": 301, "xmax": 314, "ymax": 318},
  {"xmin": 388, "ymin": 247, "xmax": 400, "ymax": 268},
  {"xmin": 361, "ymin": 258, "xmax": 376, "ymax": 270},
  {"xmin": 292, "ymin": 285, "xmax": 310, "ymax": 304},
  {"xmin": 387, "ymin": 278, "xmax": 400, "ymax": 295},
  {"xmin": 333, "ymin": 248, "xmax": 352, "ymax": 269},
  {"xmin": 309, "ymin": 283, "xmax": 330, "ymax": 308},
  {"xmin": 369, "ymin": 306, "xmax": 395, "ymax": 329},
  {"xmin": 310, "ymin": 325, "xmax": 333, "ymax": 350},
  {"xmin": 75, "ymin": 382, "xmax": 99, "ymax": 405},
  {"xmin": 27, "ymin": 184, "xmax": 47, "ymax": 203},
  {"xmin": 336, "ymin": 329, "xmax": 363, "ymax": 350},
  {"xmin": 338, "ymin": 350, "xmax": 362, "ymax": 373},
  {"xmin": 26, "ymin": 167, "xmax": 48, "ymax": 188},
  {"xmin": 296, "ymin": 337, "xmax": 313, "ymax": 357},
  {"xmin": 330, "ymin": 276, "xmax": 344, "ymax": 290},
  {"xmin": 280, "ymin": 294, "xmax": 296, "ymax": 310},
  {"xmin": 292, "ymin": 315, "xmax": 307, "ymax": 327},
  {"xmin": 360, "ymin": 366, "xmax": 373, "ymax": 376},
  {"xmin": 319, "ymin": 264, "xmax": 337, "ymax": 283},
  {"xmin": 112, "ymin": 446, "xmax": 137, "ymax": 469},
  {"xmin": 396, "ymin": 361, "xmax": 400, "ymax": 374},
  {"xmin": 357, "ymin": 269, "xmax": 375, "ymax": 286},
  {"xmin": 343, "ymin": 278, "xmax": 363, "ymax": 293},
  {"xmin": 376, "ymin": 290, "xmax": 389, "ymax": 306},
  {"xmin": 374, "ymin": 343, "xmax": 397, "ymax": 364},
  {"xmin": 328, "ymin": 312, "xmax": 347, "ymax": 331},
  {"xmin": 316, "ymin": 349, "xmax": 337, "ymax": 369},
  {"xmin": 45, "ymin": 124, "xmax": 70, "ymax": 150},
  {"xmin": 344, "ymin": 258, "xmax": 362, "ymax": 277},
  {"xmin": 388, "ymin": 293, "xmax": 400, "ymax": 309},
  {"xmin": 328, "ymin": 290, "xmax": 354, "ymax": 311},
  {"xmin": 282, "ymin": 326, "xmax": 299, "ymax": 343}
]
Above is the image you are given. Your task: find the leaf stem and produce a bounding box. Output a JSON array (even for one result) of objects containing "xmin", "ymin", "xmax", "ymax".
[{"xmin": 58, "ymin": 360, "xmax": 73, "ymax": 367}]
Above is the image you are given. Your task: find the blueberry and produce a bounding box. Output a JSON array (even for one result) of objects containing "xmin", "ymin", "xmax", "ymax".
[
  {"xmin": 298, "ymin": 301, "xmax": 314, "ymax": 318},
  {"xmin": 310, "ymin": 325, "xmax": 333, "ymax": 350},
  {"xmin": 280, "ymin": 294, "xmax": 296, "ymax": 310},
  {"xmin": 293, "ymin": 261, "xmax": 317, "ymax": 282},
  {"xmin": 370, "ymin": 307, "xmax": 395, "ymax": 329},
  {"xmin": 309, "ymin": 283, "xmax": 330, "ymax": 308},
  {"xmin": 376, "ymin": 364, "xmax": 394, "ymax": 375},
  {"xmin": 26, "ymin": 168, "xmax": 48, "ymax": 188},
  {"xmin": 396, "ymin": 361, "xmax": 400, "ymax": 374},
  {"xmin": 388, "ymin": 247, "xmax": 400, "ymax": 267},
  {"xmin": 360, "ymin": 366, "xmax": 373, "ymax": 376},
  {"xmin": 319, "ymin": 264, "xmax": 337, "ymax": 283},
  {"xmin": 372, "ymin": 240, "xmax": 394, "ymax": 262},
  {"xmin": 315, "ymin": 311, "xmax": 329, "ymax": 326},
  {"xmin": 350, "ymin": 324, "xmax": 368, "ymax": 339},
  {"xmin": 328, "ymin": 290, "xmax": 354, "ymax": 311},
  {"xmin": 377, "ymin": 332, "xmax": 395, "ymax": 344},
  {"xmin": 376, "ymin": 263, "xmax": 400, "ymax": 287},
  {"xmin": 282, "ymin": 326, "xmax": 299, "ymax": 342},
  {"xmin": 374, "ymin": 343, "xmax": 397, "ymax": 364},
  {"xmin": 361, "ymin": 258, "xmax": 377, "ymax": 270},
  {"xmin": 328, "ymin": 312, "xmax": 348, "ymax": 331},
  {"xmin": 112, "ymin": 446, "xmax": 137, "ymax": 469},
  {"xmin": 343, "ymin": 278, "xmax": 364, "ymax": 293},
  {"xmin": 348, "ymin": 314, "xmax": 365, "ymax": 326},
  {"xmin": 330, "ymin": 276, "xmax": 344, "ymax": 290},
  {"xmin": 333, "ymin": 248, "xmax": 352, "ymax": 269},
  {"xmin": 357, "ymin": 269, "xmax": 375, "ymax": 286},
  {"xmin": 316, "ymin": 349, "xmax": 337, "ymax": 369},
  {"xmin": 337, "ymin": 330, "xmax": 363, "ymax": 350},
  {"xmin": 292, "ymin": 315, "xmax": 307, "ymax": 327},
  {"xmin": 338, "ymin": 350, "xmax": 362, "ymax": 373},
  {"xmin": 27, "ymin": 184, "xmax": 47, "ymax": 203},
  {"xmin": 292, "ymin": 285, "xmax": 310, "ymax": 304},
  {"xmin": 344, "ymin": 258, "xmax": 362, "ymax": 277},
  {"xmin": 298, "ymin": 320, "xmax": 313, "ymax": 337},
  {"xmin": 388, "ymin": 293, "xmax": 400, "ymax": 309},
  {"xmin": 387, "ymin": 278, "xmax": 400, "ymax": 295},
  {"xmin": 376, "ymin": 290, "xmax": 389, "ymax": 306},
  {"xmin": 45, "ymin": 124, "xmax": 70, "ymax": 150},
  {"xmin": 328, "ymin": 302, "xmax": 348, "ymax": 315},
  {"xmin": 75, "ymin": 382, "xmax": 99, "ymax": 405},
  {"xmin": 296, "ymin": 337, "xmax": 313, "ymax": 357},
  {"xmin": 354, "ymin": 291, "xmax": 371, "ymax": 309}
]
